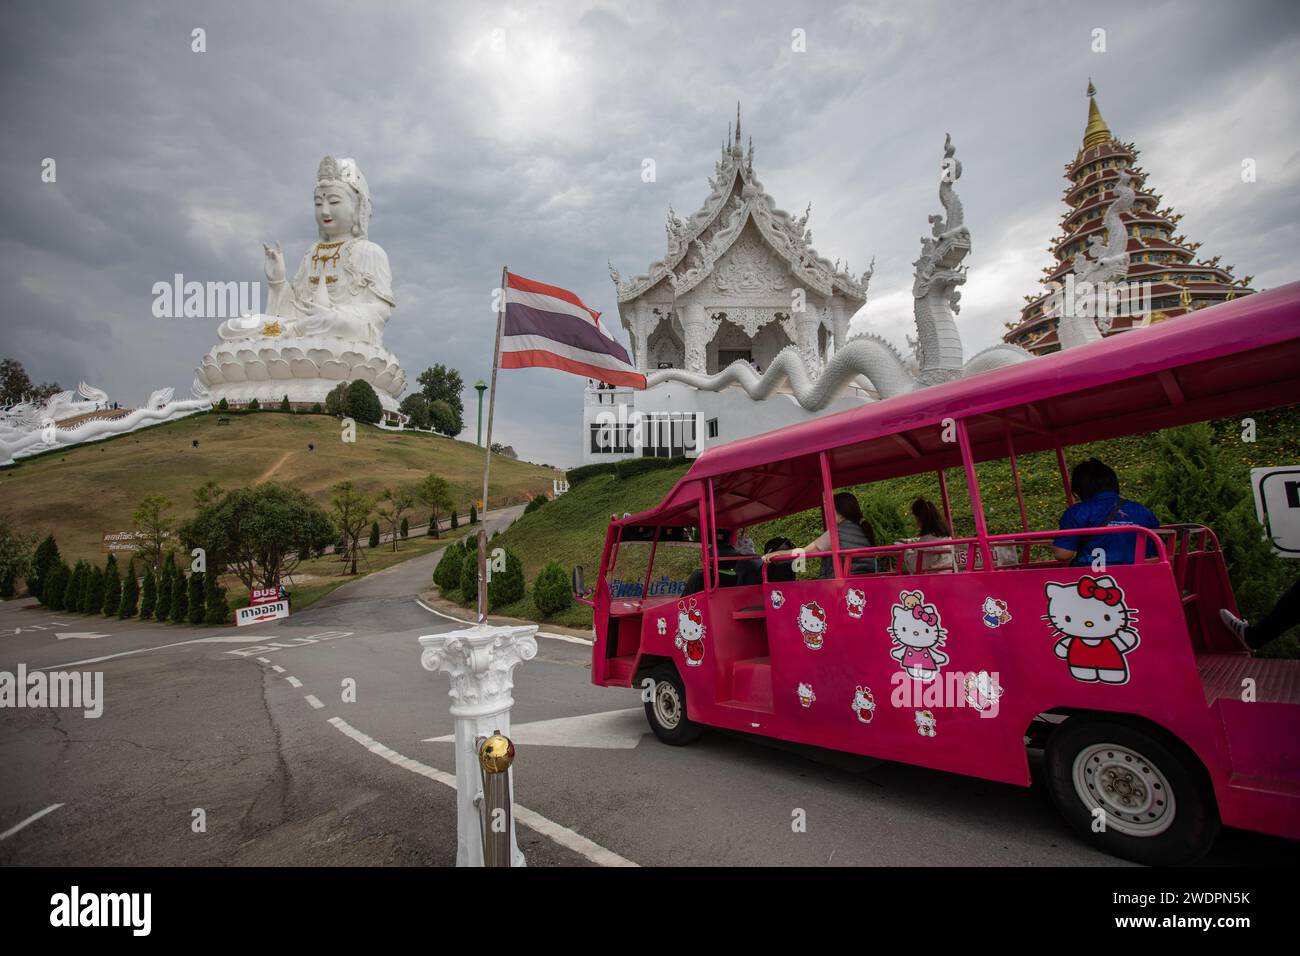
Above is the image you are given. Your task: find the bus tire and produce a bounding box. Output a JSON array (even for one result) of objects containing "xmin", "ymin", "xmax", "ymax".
[
  {"xmin": 1045, "ymin": 717, "xmax": 1218, "ymax": 865},
  {"xmin": 644, "ymin": 665, "xmax": 704, "ymax": 746}
]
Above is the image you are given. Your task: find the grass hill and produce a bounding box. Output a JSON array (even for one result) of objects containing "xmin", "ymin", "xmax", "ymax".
[
  {"xmin": 2, "ymin": 410, "xmax": 558, "ymax": 564},
  {"xmin": 487, "ymin": 409, "xmax": 1298, "ymax": 641}
]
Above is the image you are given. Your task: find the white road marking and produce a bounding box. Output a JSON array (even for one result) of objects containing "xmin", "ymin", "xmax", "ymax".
[
  {"xmin": 424, "ymin": 708, "xmax": 648, "ymax": 750},
  {"xmin": 271, "ymin": 665, "xmax": 285, "ymax": 673},
  {"xmin": 39, "ymin": 634, "xmax": 280, "ymax": 670},
  {"xmin": 327, "ymin": 717, "xmax": 636, "ymax": 867},
  {"xmin": 55, "ymin": 632, "xmax": 110, "ymax": 640},
  {"xmin": 256, "ymin": 657, "xmax": 271, "ymax": 664},
  {"xmin": 415, "ymin": 599, "xmax": 593, "ymax": 646},
  {"xmin": 286, "ymin": 676, "xmax": 302, "ymax": 688},
  {"xmin": 0, "ymin": 803, "xmax": 64, "ymax": 841},
  {"xmin": 304, "ymin": 694, "xmax": 324, "ymax": 709}
]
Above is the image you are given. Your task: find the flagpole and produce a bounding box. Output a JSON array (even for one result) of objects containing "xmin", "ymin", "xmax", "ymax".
[{"xmin": 478, "ymin": 265, "xmax": 508, "ymax": 623}]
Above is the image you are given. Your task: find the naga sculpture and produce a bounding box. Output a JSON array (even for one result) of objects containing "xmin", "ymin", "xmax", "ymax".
[
  {"xmin": 1057, "ymin": 168, "xmax": 1136, "ymax": 348},
  {"xmin": 645, "ymin": 135, "xmax": 1031, "ymax": 408},
  {"xmin": 0, "ymin": 379, "xmax": 213, "ymax": 466}
]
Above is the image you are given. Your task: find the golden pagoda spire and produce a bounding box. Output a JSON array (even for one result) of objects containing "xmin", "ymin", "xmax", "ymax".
[{"xmin": 1082, "ymin": 78, "xmax": 1112, "ymax": 150}]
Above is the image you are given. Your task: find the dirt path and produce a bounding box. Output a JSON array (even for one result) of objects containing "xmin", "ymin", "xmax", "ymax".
[{"xmin": 256, "ymin": 450, "xmax": 292, "ymax": 482}]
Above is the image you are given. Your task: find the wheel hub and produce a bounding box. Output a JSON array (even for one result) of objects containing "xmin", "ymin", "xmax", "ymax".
[
  {"xmin": 1072, "ymin": 742, "xmax": 1176, "ymax": 837},
  {"xmin": 654, "ymin": 681, "xmax": 681, "ymax": 730}
]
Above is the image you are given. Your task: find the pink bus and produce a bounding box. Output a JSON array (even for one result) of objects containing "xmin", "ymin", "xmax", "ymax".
[{"xmin": 581, "ymin": 282, "xmax": 1300, "ymax": 864}]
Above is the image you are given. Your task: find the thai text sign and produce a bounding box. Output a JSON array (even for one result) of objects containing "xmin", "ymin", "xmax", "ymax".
[{"xmin": 236, "ymin": 600, "xmax": 289, "ymax": 627}]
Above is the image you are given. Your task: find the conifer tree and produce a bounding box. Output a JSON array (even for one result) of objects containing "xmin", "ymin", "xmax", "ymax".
[
  {"xmin": 119, "ymin": 559, "xmax": 140, "ymax": 618},
  {"xmin": 171, "ymin": 570, "xmax": 190, "ymax": 623},
  {"xmin": 101, "ymin": 554, "xmax": 121, "ymax": 616},
  {"xmin": 155, "ymin": 555, "xmax": 175, "ymax": 621},
  {"xmin": 140, "ymin": 565, "xmax": 157, "ymax": 619},
  {"xmin": 187, "ymin": 571, "xmax": 206, "ymax": 625},
  {"xmin": 204, "ymin": 575, "xmax": 230, "ymax": 626}
]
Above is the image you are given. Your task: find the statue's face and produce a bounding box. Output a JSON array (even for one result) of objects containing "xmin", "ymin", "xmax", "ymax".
[{"xmin": 315, "ymin": 184, "xmax": 358, "ymax": 239}]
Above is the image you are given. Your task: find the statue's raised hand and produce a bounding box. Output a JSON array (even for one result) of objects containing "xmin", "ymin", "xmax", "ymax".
[{"xmin": 263, "ymin": 241, "xmax": 286, "ymax": 283}]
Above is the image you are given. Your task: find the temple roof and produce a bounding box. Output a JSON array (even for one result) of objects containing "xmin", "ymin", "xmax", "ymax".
[
  {"xmin": 1082, "ymin": 79, "xmax": 1113, "ymax": 150},
  {"xmin": 609, "ymin": 106, "xmax": 872, "ymax": 305}
]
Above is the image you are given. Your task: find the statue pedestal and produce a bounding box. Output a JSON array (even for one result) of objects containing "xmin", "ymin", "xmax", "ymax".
[
  {"xmin": 419, "ymin": 623, "xmax": 538, "ymax": 867},
  {"xmin": 196, "ymin": 334, "xmax": 406, "ymax": 413}
]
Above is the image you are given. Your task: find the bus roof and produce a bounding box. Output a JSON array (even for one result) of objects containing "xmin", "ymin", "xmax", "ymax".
[{"xmin": 634, "ymin": 280, "xmax": 1300, "ymax": 529}]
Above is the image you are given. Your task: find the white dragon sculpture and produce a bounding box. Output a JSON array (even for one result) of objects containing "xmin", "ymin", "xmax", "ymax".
[
  {"xmin": 645, "ymin": 134, "xmax": 1032, "ymax": 408},
  {"xmin": 1057, "ymin": 167, "xmax": 1136, "ymax": 348},
  {"xmin": 0, "ymin": 378, "xmax": 213, "ymax": 466}
]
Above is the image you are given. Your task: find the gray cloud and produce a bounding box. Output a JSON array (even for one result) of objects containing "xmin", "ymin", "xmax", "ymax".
[{"xmin": 2, "ymin": 0, "xmax": 1297, "ymax": 466}]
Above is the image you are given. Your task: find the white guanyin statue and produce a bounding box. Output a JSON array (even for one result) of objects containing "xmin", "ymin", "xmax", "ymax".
[{"xmin": 197, "ymin": 155, "xmax": 407, "ymax": 413}]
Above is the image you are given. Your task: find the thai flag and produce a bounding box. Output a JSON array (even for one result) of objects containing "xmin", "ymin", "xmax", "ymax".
[{"xmin": 500, "ymin": 272, "xmax": 646, "ymax": 389}]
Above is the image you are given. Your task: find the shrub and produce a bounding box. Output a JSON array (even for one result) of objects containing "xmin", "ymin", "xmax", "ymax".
[
  {"xmin": 400, "ymin": 517, "xmax": 409, "ymax": 539},
  {"xmin": 369, "ymin": 521, "xmax": 380, "ymax": 548},
  {"xmin": 140, "ymin": 566, "xmax": 157, "ymax": 619},
  {"xmin": 188, "ymin": 571, "xmax": 207, "ymax": 625},
  {"xmin": 532, "ymin": 561, "xmax": 572, "ymax": 617},
  {"xmin": 488, "ymin": 548, "xmax": 525, "ymax": 609},
  {"xmin": 171, "ymin": 570, "xmax": 189, "ymax": 623},
  {"xmin": 565, "ymin": 462, "xmax": 616, "ymax": 486},
  {"xmin": 469, "ymin": 505, "xmax": 478, "ymax": 524},
  {"xmin": 31, "ymin": 534, "xmax": 60, "ymax": 602},
  {"xmin": 101, "ymin": 555, "xmax": 121, "ymax": 616},
  {"xmin": 217, "ymin": 397, "xmax": 229, "ymax": 411},
  {"xmin": 247, "ymin": 398, "xmax": 260, "ymax": 411},
  {"xmin": 343, "ymin": 379, "xmax": 383, "ymax": 425},
  {"xmin": 119, "ymin": 560, "xmax": 139, "ymax": 618},
  {"xmin": 85, "ymin": 565, "xmax": 105, "ymax": 615},
  {"xmin": 204, "ymin": 576, "xmax": 230, "ymax": 625},
  {"xmin": 311, "ymin": 403, "xmax": 323, "ymax": 414},
  {"xmin": 524, "ymin": 495, "xmax": 548, "ymax": 515},
  {"xmin": 44, "ymin": 562, "xmax": 69, "ymax": 611},
  {"xmin": 280, "ymin": 395, "xmax": 291, "ymax": 412},
  {"xmin": 433, "ymin": 540, "xmax": 466, "ymax": 591},
  {"xmin": 458, "ymin": 548, "xmax": 479, "ymax": 606},
  {"xmin": 450, "ymin": 511, "xmax": 458, "ymax": 529}
]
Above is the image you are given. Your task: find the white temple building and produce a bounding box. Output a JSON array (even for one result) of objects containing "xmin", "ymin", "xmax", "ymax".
[
  {"xmin": 587, "ymin": 110, "xmax": 876, "ymax": 464},
  {"xmin": 585, "ymin": 111, "xmax": 1033, "ymax": 465}
]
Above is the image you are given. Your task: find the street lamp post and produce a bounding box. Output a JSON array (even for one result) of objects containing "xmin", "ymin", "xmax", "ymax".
[{"xmin": 474, "ymin": 379, "xmax": 488, "ymax": 447}]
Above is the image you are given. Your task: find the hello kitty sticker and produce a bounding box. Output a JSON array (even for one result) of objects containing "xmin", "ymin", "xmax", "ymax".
[
  {"xmin": 674, "ymin": 598, "xmax": 706, "ymax": 668},
  {"xmin": 981, "ymin": 596, "xmax": 1011, "ymax": 628},
  {"xmin": 914, "ymin": 710, "xmax": 938, "ymax": 737},
  {"xmin": 797, "ymin": 682, "xmax": 816, "ymax": 708},
  {"xmin": 771, "ymin": 590, "xmax": 785, "ymax": 610},
  {"xmin": 888, "ymin": 590, "xmax": 949, "ymax": 682},
  {"xmin": 845, "ymin": 587, "xmax": 866, "ymax": 619},
  {"xmin": 851, "ymin": 685, "xmax": 876, "ymax": 724},
  {"xmin": 656, "ymin": 617, "xmax": 667, "ymax": 636},
  {"xmin": 798, "ymin": 601, "xmax": 827, "ymax": 650},
  {"xmin": 1043, "ymin": 575, "xmax": 1139, "ymax": 684}
]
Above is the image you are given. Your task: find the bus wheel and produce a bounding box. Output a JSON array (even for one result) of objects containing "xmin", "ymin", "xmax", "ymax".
[
  {"xmin": 1045, "ymin": 718, "xmax": 1218, "ymax": 865},
  {"xmin": 644, "ymin": 665, "xmax": 704, "ymax": 746}
]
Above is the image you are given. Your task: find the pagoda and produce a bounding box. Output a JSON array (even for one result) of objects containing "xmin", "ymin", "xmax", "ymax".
[{"xmin": 1004, "ymin": 82, "xmax": 1255, "ymax": 354}]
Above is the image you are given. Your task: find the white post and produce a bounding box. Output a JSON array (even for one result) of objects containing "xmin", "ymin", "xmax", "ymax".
[{"xmin": 419, "ymin": 622, "xmax": 538, "ymax": 867}]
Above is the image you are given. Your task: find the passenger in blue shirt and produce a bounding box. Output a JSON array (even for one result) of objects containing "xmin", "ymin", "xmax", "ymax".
[{"xmin": 1053, "ymin": 458, "xmax": 1160, "ymax": 567}]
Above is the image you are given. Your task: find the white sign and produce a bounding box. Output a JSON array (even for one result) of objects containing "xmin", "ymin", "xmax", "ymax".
[
  {"xmin": 236, "ymin": 600, "xmax": 290, "ymax": 627},
  {"xmin": 1251, "ymin": 466, "xmax": 1300, "ymax": 558}
]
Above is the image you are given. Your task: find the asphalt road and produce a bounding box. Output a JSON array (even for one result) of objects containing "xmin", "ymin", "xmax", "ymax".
[{"xmin": 2, "ymin": 505, "xmax": 1295, "ymax": 867}]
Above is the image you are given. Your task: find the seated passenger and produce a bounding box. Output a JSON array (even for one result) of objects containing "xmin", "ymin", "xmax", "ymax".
[
  {"xmin": 683, "ymin": 528, "xmax": 748, "ymax": 594},
  {"xmin": 762, "ymin": 492, "xmax": 877, "ymax": 577},
  {"xmin": 1053, "ymin": 458, "xmax": 1159, "ymax": 567},
  {"xmin": 901, "ymin": 497, "xmax": 955, "ymax": 573},
  {"xmin": 762, "ymin": 536, "xmax": 797, "ymax": 584}
]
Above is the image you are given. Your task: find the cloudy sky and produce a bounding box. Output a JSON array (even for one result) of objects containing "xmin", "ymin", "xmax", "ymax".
[{"xmin": 3, "ymin": 0, "xmax": 1297, "ymax": 466}]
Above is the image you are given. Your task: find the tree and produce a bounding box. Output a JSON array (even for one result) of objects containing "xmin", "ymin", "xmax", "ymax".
[
  {"xmin": 329, "ymin": 481, "xmax": 374, "ymax": 575},
  {"xmin": 0, "ymin": 358, "xmax": 60, "ymax": 406},
  {"xmin": 62, "ymin": 561, "xmax": 86, "ymax": 613},
  {"xmin": 247, "ymin": 398, "xmax": 261, "ymax": 411},
  {"xmin": 280, "ymin": 394, "xmax": 291, "ymax": 412},
  {"xmin": 487, "ymin": 548, "xmax": 525, "ymax": 609},
  {"xmin": 428, "ymin": 400, "xmax": 459, "ymax": 438},
  {"xmin": 400, "ymin": 517, "xmax": 409, "ymax": 539},
  {"xmin": 1142, "ymin": 423, "xmax": 1292, "ymax": 641},
  {"xmin": 85, "ymin": 565, "xmax": 105, "ymax": 614},
  {"xmin": 155, "ymin": 555, "xmax": 176, "ymax": 621},
  {"xmin": 369, "ymin": 521, "xmax": 380, "ymax": 549},
  {"xmin": 132, "ymin": 494, "xmax": 174, "ymax": 572},
  {"xmin": 417, "ymin": 365, "xmax": 465, "ymax": 436},
  {"xmin": 204, "ymin": 575, "xmax": 229, "ymax": 625},
  {"xmin": 44, "ymin": 562, "xmax": 69, "ymax": 611},
  {"xmin": 181, "ymin": 483, "xmax": 335, "ymax": 592},
  {"xmin": 433, "ymin": 540, "xmax": 466, "ymax": 591},
  {"xmin": 140, "ymin": 565, "xmax": 157, "ymax": 619},
  {"xmin": 469, "ymin": 504, "xmax": 478, "ymax": 525},
  {"xmin": 217, "ymin": 397, "xmax": 229, "ymax": 411},
  {"xmin": 193, "ymin": 480, "xmax": 225, "ymax": 509},
  {"xmin": 171, "ymin": 569, "xmax": 189, "ymax": 623},
  {"xmin": 30, "ymin": 534, "xmax": 60, "ymax": 601},
  {"xmin": 325, "ymin": 382, "xmax": 348, "ymax": 416},
  {"xmin": 449, "ymin": 510, "xmax": 458, "ymax": 530},
  {"xmin": 0, "ymin": 514, "xmax": 36, "ymax": 599},
  {"xmin": 415, "ymin": 474, "xmax": 453, "ymax": 539},
  {"xmin": 101, "ymin": 554, "xmax": 121, "ymax": 616},
  {"xmin": 533, "ymin": 561, "xmax": 573, "ymax": 617},
  {"xmin": 458, "ymin": 547, "xmax": 479, "ymax": 606},
  {"xmin": 187, "ymin": 571, "xmax": 206, "ymax": 625},
  {"xmin": 376, "ymin": 485, "xmax": 416, "ymax": 551},
  {"xmin": 399, "ymin": 393, "xmax": 431, "ymax": 430},
  {"xmin": 343, "ymin": 379, "xmax": 383, "ymax": 425},
  {"xmin": 119, "ymin": 559, "xmax": 139, "ymax": 618}
]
